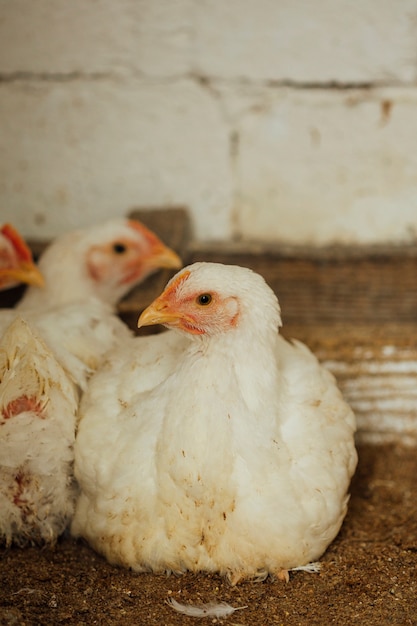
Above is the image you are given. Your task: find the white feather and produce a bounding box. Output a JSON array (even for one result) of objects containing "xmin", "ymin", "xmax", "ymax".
[
  {"xmin": 290, "ymin": 562, "xmax": 321, "ymax": 574},
  {"xmin": 166, "ymin": 598, "xmax": 247, "ymax": 618}
]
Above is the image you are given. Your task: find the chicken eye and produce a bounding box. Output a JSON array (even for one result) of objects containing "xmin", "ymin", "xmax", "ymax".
[
  {"xmin": 113, "ymin": 243, "xmax": 127, "ymax": 254},
  {"xmin": 196, "ymin": 293, "xmax": 212, "ymax": 306}
]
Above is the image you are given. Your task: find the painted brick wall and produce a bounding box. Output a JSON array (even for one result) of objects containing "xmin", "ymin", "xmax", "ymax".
[{"xmin": 0, "ymin": 0, "xmax": 417, "ymax": 243}]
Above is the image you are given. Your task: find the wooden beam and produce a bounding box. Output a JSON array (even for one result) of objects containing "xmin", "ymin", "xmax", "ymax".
[{"xmin": 2, "ymin": 209, "xmax": 416, "ymax": 444}]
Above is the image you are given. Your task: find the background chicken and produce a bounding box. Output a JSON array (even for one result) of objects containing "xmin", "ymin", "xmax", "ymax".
[
  {"xmin": 0, "ymin": 223, "xmax": 44, "ymax": 292},
  {"xmin": 72, "ymin": 262, "xmax": 357, "ymax": 584},
  {"xmin": 16, "ymin": 217, "xmax": 181, "ymax": 310},
  {"xmin": 0, "ymin": 217, "xmax": 181, "ymax": 386},
  {"xmin": 0, "ymin": 218, "xmax": 181, "ymax": 546}
]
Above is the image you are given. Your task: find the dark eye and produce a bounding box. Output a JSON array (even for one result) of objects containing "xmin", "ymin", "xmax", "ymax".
[
  {"xmin": 113, "ymin": 243, "xmax": 127, "ymax": 254},
  {"xmin": 196, "ymin": 293, "xmax": 212, "ymax": 306}
]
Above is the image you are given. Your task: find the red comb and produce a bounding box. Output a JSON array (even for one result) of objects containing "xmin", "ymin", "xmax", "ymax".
[
  {"xmin": 1, "ymin": 224, "xmax": 33, "ymax": 263},
  {"xmin": 161, "ymin": 270, "xmax": 190, "ymax": 300},
  {"xmin": 127, "ymin": 219, "xmax": 163, "ymax": 247}
]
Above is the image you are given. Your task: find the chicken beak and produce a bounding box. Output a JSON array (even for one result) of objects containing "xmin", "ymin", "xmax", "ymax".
[
  {"xmin": 127, "ymin": 219, "xmax": 182, "ymax": 271},
  {"xmin": 1, "ymin": 262, "xmax": 45, "ymax": 288},
  {"xmin": 144, "ymin": 244, "xmax": 182, "ymax": 271},
  {"xmin": 137, "ymin": 297, "xmax": 181, "ymax": 329}
]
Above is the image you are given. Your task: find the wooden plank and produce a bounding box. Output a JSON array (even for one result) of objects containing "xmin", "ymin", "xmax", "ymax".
[
  {"xmin": 186, "ymin": 244, "xmax": 417, "ymax": 445},
  {"xmin": 2, "ymin": 214, "xmax": 417, "ymax": 444},
  {"xmin": 280, "ymin": 322, "xmax": 417, "ymax": 445},
  {"xmin": 123, "ymin": 234, "xmax": 417, "ymax": 444},
  {"xmin": 189, "ymin": 243, "xmax": 417, "ymax": 325}
]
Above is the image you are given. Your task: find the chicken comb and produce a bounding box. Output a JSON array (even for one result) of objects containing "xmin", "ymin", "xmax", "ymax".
[
  {"xmin": 1, "ymin": 224, "xmax": 33, "ymax": 263},
  {"xmin": 127, "ymin": 219, "xmax": 165, "ymax": 248},
  {"xmin": 161, "ymin": 269, "xmax": 191, "ymax": 300}
]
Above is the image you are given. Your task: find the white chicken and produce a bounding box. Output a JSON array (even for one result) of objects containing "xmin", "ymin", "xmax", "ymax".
[
  {"xmin": 0, "ymin": 218, "xmax": 182, "ymax": 387},
  {"xmin": 0, "ymin": 218, "xmax": 181, "ymax": 546},
  {"xmin": 16, "ymin": 217, "xmax": 181, "ymax": 310},
  {"xmin": 72, "ymin": 262, "xmax": 357, "ymax": 584},
  {"xmin": 0, "ymin": 223, "xmax": 44, "ymax": 291},
  {"xmin": 0, "ymin": 318, "xmax": 78, "ymax": 546}
]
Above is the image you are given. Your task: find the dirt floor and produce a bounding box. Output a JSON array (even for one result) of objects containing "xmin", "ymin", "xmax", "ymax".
[{"xmin": 0, "ymin": 443, "xmax": 416, "ymax": 626}]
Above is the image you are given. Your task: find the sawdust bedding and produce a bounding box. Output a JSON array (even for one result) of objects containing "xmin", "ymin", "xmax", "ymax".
[{"xmin": 0, "ymin": 443, "xmax": 416, "ymax": 625}]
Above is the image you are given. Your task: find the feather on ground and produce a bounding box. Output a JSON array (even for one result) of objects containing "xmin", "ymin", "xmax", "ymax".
[{"xmin": 166, "ymin": 597, "xmax": 247, "ymax": 618}]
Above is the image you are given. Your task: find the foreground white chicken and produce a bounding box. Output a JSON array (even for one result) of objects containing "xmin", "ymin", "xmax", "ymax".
[
  {"xmin": 0, "ymin": 223, "xmax": 44, "ymax": 291},
  {"xmin": 72, "ymin": 262, "xmax": 357, "ymax": 583},
  {"xmin": 0, "ymin": 218, "xmax": 181, "ymax": 546}
]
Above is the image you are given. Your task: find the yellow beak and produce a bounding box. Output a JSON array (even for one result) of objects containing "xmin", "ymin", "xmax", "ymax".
[
  {"xmin": 137, "ymin": 297, "xmax": 182, "ymax": 329},
  {"xmin": 144, "ymin": 244, "xmax": 182, "ymax": 271},
  {"xmin": 0, "ymin": 262, "xmax": 45, "ymax": 288}
]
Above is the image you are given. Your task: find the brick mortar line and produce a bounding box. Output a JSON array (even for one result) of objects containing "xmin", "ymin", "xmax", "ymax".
[{"xmin": 0, "ymin": 71, "xmax": 414, "ymax": 90}]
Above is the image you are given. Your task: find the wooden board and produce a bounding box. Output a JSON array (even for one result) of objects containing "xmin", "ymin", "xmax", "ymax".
[
  {"xmin": 186, "ymin": 243, "xmax": 417, "ymax": 445},
  {"xmin": 189, "ymin": 241, "xmax": 417, "ymax": 325},
  {"xmin": 2, "ymin": 209, "xmax": 417, "ymax": 444}
]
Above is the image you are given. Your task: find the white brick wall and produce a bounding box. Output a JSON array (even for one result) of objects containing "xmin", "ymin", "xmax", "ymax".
[
  {"xmin": 0, "ymin": 79, "xmax": 232, "ymax": 240},
  {"xmin": 0, "ymin": 0, "xmax": 193, "ymax": 76},
  {"xmin": 0, "ymin": 0, "xmax": 417, "ymax": 243},
  {"xmin": 230, "ymin": 86, "xmax": 417, "ymax": 244},
  {"xmin": 192, "ymin": 0, "xmax": 417, "ymax": 83}
]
